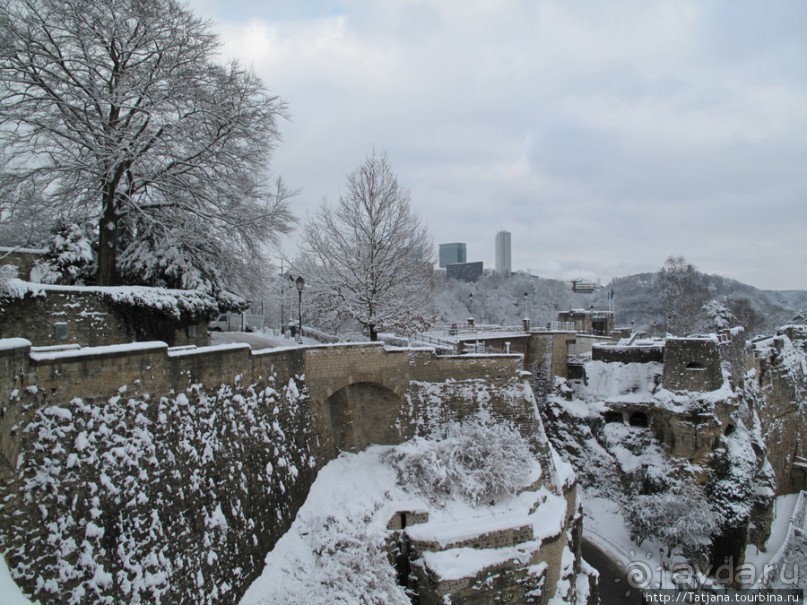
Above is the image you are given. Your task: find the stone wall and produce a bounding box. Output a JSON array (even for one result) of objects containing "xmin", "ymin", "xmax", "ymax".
[
  {"xmin": 717, "ymin": 328, "xmax": 750, "ymax": 389},
  {"xmin": 0, "ymin": 248, "xmax": 46, "ymax": 280},
  {"xmin": 0, "ymin": 289, "xmax": 209, "ymax": 348},
  {"xmin": 0, "ymin": 291, "xmax": 131, "ymax": 346},
  {"xmin": 528, "ymin": 332, "xmax": 575, "ymax": 380},
  {"xmin": 0, "ymin": 339, "xmax": 548, "ymax": 604},
  {"xmin": 592, "ymin": 343, "xmax": 664, "ymax": 364},
  {"xmin": 410, "ymin": 486, "xmax": 582, "ymax": 605},
  {"xmin": 662, "ymin": 337, "xmax": 724, "ymax": 392}
]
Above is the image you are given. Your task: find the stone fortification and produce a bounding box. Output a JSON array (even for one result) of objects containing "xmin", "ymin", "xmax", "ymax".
[
  {"xmin": 0, "ymin": 339, "xmax": 577, "ymax": 604},
  {"xmin": 662, "ymin": 336, "xmax": 725, "ymax": 393}
]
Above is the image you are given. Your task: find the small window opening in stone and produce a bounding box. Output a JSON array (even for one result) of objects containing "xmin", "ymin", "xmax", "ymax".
[
  {"xmin": 54, "ymin": 322, "xmax": 69, "ymax": 341},
  {"xmin": 686, "ymin": 361, "xmax": 705, "ymax": 370},
  {"xmin": 604, "ymin": 411, "xmax": 624, "ymax": 424}
]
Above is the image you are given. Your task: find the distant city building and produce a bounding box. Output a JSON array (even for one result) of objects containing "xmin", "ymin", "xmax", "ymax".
[
  {"xmin": 495, "ymin": 231, "xmax": 511, "ymax": 275},
  {"xmin": 438, "ymin": 243, "xmax": 467, "ymax": 268},
  {"xmin": 556, "ymin": 309, "xmax": 614, "ymax": 336},
  {"xmin": 570, "ymin": 280, "xmax": 599, "ymax": 293},
  {"xmin": 446, "ymin": 261, "xmax": 484, "ymax": 282}
]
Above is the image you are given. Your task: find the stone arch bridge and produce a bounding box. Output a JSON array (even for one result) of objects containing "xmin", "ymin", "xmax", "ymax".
[
  {"xmin": 0, "ymin": 338, "xmax": 552, "ymax": 604},
  {"xmin": 0, "ymin": 340, "xmax": 531, "ymax": 474}
]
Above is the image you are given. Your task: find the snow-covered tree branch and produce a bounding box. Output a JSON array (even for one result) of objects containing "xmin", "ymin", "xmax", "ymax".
[
  {"xmin": 0, "ymin": 0, "xmax": 295, "ymax": 291},
  {"xmin": 299, "ymin": 151, "xmax": 434, "ymax": 340}
]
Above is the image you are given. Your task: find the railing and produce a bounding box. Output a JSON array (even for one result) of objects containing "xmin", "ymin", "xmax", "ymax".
[
  {"xmin": 460, "ymin": 341, "xmax": 509, "ymax": 355},
  {"xmin": 425, "ymin": 323, "xmax": 525, "ymax": 336},
  {"xmin": 411, "ymin": 333, "xmax": 458, "ymax": 353}
]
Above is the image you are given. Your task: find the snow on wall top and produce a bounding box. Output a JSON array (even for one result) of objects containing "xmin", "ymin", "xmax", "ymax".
[
  {"xmin": 29, "ymin": 341, "xmax": 168, "ymax": 361},
  {"xmin": 0, "ymin": 246, "xmax": 47, "ymax": 254},
  {"xmin": 0, "ymin": 337, "xmax": 32, "ymax": 351},
  {"xmin": 1, "ymin": 278, "xmax": 219, "ymax": 318}
]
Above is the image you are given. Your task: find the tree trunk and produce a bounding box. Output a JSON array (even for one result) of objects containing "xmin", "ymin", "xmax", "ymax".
[
  {"xmin": 96, "ymin": 190, "xmax": 119, "ymax": 285},
  {"xmin": 369, "ymin": 325, "xmax": 378, "ymax": 341}
]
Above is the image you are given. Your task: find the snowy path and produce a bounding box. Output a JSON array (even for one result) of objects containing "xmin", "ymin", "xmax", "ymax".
[
  {"xmin": 209, "ymin": 330, "xmax": 320, "ymax": 349},
  {"xmin": 745, "ymin": 492, "xmax": 800, "ymax": 572}
]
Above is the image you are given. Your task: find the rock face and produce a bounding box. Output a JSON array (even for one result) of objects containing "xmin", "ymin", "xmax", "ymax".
[
  {"xmin": 542, "ymin": 327, "xmax": 783, "ymax": 580},
  {"xmin": 753, "ymin": 326, "xmax": 807, "ymax": 495},
  {"xmin": 384, "ymin": 389, "xmax": 593, "ymax": 605}
]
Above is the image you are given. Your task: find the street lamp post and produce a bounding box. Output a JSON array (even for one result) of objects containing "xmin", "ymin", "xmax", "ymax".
[{"xmin": 295, "ymin": 276, "xmax": 305, "ymax": 344}]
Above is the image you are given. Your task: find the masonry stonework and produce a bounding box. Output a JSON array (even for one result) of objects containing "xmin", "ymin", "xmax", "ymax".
[
  {"xmin": 662, "ymin": 337, "xmax": 724, "ymax": 392},
  {"xmin": 0, "ymin": 339, "xmax": 579, "ymax": 604},
  {"xmin": 0, "ymin": 289, "xmax": 209, "ymax": 347}
]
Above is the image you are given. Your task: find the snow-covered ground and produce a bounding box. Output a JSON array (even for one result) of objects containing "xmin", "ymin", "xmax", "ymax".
[
  {"xmin": 238, "ymin": 435, "xmax": 565, "ymax": 604},
  {"xmin": 0, "ymin": 555, "xmax": 35, "ymax": 605},
  {"xmin": 583, "ymin": 490, "xmax": 805, "ymax": 591}
]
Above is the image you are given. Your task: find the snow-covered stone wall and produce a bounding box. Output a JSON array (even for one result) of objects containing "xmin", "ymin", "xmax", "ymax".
[
  {"xmin": 0, "ymin": 281, "xmax": 213, "ymax": 348},
  {"xmin": 0, "ymin": 339, "xmax": 539, "ymax": 604},
  {"xmin": 663, "ymin": 336, "xmax": 724, "ymax": 392},
  {"xmin": 0, "ymin": 341, "xmax": 317, "ymax": 604}
]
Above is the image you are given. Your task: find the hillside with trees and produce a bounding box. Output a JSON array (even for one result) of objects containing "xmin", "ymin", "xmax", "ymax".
[{"xmin": 431, "ymin": 258, "xmax": 805, "ymax": 337}]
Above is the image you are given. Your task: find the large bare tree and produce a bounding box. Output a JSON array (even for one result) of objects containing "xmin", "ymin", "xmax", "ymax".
[
  {"xmin": 656, "ymin": 255, "xmax": 710, "ymax": 335},
  {"xmin": 0, "ymin": 0, "xmax": 294, "ymax": 288},
  {"xmin": 300, "ymin": 151, "xmax": 434, "ymax": 341}
]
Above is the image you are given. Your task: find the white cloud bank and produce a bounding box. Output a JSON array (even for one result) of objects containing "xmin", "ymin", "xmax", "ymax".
[{"xmin": 188, "ymin": 0, "xmax": 807, "ymax": 290}]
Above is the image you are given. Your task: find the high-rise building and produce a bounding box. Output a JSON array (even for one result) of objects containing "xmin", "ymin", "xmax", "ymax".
[
  {"xmin": 495, "ymin": 231, "xmax": 511, "ymax": 275},
  {"xmin": 438, "ymin": 242, "xmax": 467, "ymax": 268},
  {"xmin": 446, "ymin": 261, "xmax": 484, "ymax": 282}
]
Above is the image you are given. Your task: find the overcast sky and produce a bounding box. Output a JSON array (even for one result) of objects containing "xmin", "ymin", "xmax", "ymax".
[{"xmin": 186, "ymin": 0, "xmax": 806, "ymax": 291}]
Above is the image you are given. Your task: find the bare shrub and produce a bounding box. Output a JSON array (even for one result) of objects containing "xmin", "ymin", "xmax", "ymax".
[{"xmin": 384, "ymin": 419, "xmax": 535, "ymax": 507}]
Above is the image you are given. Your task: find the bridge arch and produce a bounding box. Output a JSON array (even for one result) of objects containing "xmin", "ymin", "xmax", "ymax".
[{"xmin": 325, "ymin": 380, "xmax": 405, "ymax": 455}]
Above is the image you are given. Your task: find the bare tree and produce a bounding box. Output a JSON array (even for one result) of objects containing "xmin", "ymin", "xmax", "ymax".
[
  {"xmin": 0, "ymin": 0, "xmax": 294, "ymax": 288},
  {"xmin": 656, "ymin": 256, "xmax": 710, "ymax": 335},
  {"xmin": 300, "ymin": 151, "xmax": 434, "ymax": 341}
]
